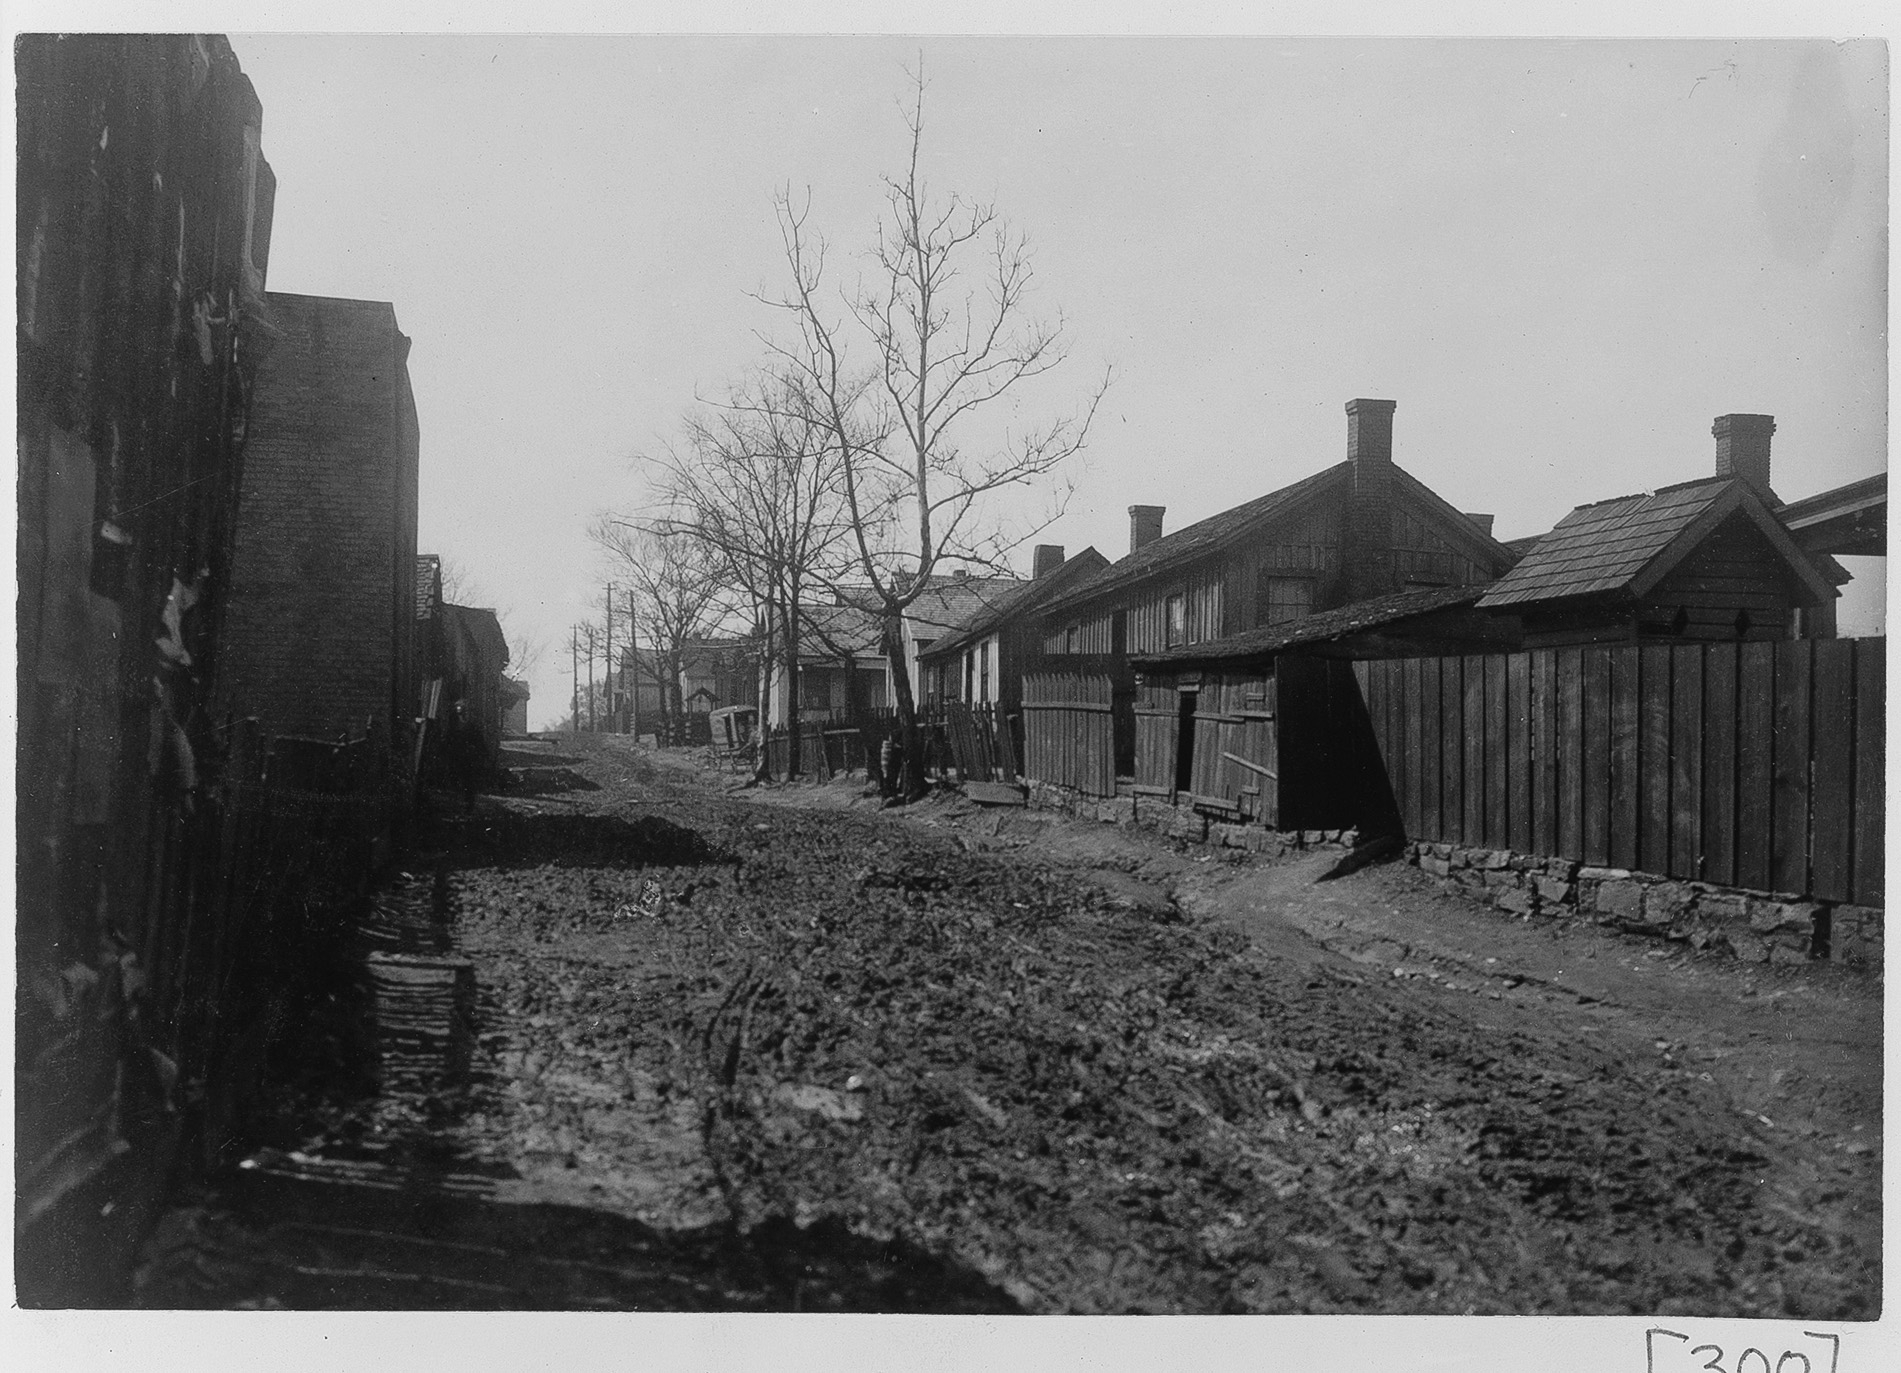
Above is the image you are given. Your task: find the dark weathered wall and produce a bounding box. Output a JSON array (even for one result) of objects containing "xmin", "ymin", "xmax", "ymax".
[{"xmin": 15, "ymin": 33, "xmax": 276, "ymax": 1300}]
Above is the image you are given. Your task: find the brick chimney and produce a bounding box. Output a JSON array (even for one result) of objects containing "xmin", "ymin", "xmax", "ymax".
[
  {"xmin": 1713, "ymin": 413, "xmax": 1775, "ymax": 493},
  {"xmin": 1342, "ymin": 398, "xmax": 1398, "ymax": 602},
  {"xmin": 1032, "ymin": 544, "xmax": 1065, "ymax": 579},
  {"xmin": 1463, "ymin": 513, "xmax": 1495, "ymax": 538},
  {"xmin": 1129, "ymin": 505, "xmax": 1165, "ymax": 554}
]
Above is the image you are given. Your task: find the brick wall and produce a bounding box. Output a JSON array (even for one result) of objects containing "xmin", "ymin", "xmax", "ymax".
[{"xmin": 217, "ymin": 292, "xmax": 418, "ymax": 743}]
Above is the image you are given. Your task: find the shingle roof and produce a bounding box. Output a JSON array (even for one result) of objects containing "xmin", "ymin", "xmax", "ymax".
[
  {"xmin": 797, "ymin": 602, "xmax": 884, "ymax": 658},
  {"xmin": 1048, "ymin": 463, "xmax": 1348, "ymax": 609},
  {"xmin": 902, "ymin": 575, "xmax": 1028, "ymax": 638},
  {"xmin": 1478, "ymin": 478, "xmax": 1731, "ymax": 607},
  {"xmin": 1042, "ymin": 461, "xmax": 1514, "ymax": 616},
  {"xmin": 1130, "ymin": 585, "xmax": 1486, "ymax": 667},
  {"xmin": 1478, "ymin": 475, "xmax": 1840, "ymax": 609},
  {"xmin": 919, "ymin": 548, "xmax": 1113, "ymax": 660}
]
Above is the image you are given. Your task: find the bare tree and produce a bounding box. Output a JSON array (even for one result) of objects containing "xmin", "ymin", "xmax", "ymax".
[
  {"xmin": 590, "ymin": 517, "xmax": 727, "ymax": 744},
  {"xmin": 645, "ymin": 366, "xmax": 866, "ymax": 778},
  {"xmin": 761, "ymin": 61, "xmax": 1108, "ymax": 798}
]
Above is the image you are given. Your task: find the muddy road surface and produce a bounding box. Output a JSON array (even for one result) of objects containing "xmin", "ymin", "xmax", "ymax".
[{"xmin": 137, "ymin": 735, "xmax": 1880, "ymax": 1316}]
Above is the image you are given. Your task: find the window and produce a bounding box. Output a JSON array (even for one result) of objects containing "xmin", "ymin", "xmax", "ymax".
[
  {"xmin": 979, "ymin": 641, "xmax": 991, "ymax": 703},
  {"xmin": 1064, "ymin": 624, "xmax": 1079, "ymax": 654},
  {"xmin": 1256, "ymin": 572, "xmax": 1314, "ymax": 627},
  {"xmin": 1166, "ymin": 593, "xmax": 1186, "ymax": 647}
]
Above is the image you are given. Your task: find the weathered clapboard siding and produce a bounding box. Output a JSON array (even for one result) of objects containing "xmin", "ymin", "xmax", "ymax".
[
  {"xmin": 1041, "ymin": 610, "xmax": 1115, "ymax": 656},
  {"xmin": 1638, "ymin": 516, "xmax": 1803, "ymax": 641},
  {"xmin": 1356, "ymin": 638, "xmax": 1884, "ymax": 906},
  {"xmin": 1391, "ymin": 507, "xmax": 1502, "ymax": 593},
  {"xmin": 1124, "ymin": 566, "xmax": 1224, "ymax": 655}
]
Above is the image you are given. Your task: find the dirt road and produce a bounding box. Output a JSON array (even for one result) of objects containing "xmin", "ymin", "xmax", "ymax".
[{"xmin": 136, "ymin": 735, "xmax": 1880, "ymax": 1315}]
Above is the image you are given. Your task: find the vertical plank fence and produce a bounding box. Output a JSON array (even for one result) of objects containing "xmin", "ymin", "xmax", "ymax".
[
  {"xmin": 1355, "ymin": 639, "xmax": 1884, "ymax": 906},
  {"xmin": 1022, "ymin": 668, "xmax": 1117, "ymax": 797}
]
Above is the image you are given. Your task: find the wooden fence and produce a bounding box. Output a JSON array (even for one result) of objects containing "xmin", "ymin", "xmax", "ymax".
[
  {"xmin": 1354, "ymin": 639, "xmax": 1884, "ymax": 906},
  {"xmin": 1022, "ymin": 667, "xmax": 1117, "ymax": 797},
  {"xmin": 758, "ymin": 702, "xmax": 1020, "ymax": 784}
]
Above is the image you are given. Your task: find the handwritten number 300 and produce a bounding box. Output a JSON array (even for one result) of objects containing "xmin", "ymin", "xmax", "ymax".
[{"xmin": 1648, "ymin": 1329, "xmax": 1838, "ymax": 1373}]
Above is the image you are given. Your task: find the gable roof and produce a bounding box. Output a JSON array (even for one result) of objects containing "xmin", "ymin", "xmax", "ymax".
[
  {"xmin": 1477, "ymin": 476, "xmax": 1837, "ymax": 609},
  {"xmin": 1130, "ymin": 585, "xmax": 1489, "ymax": 668},
  {"xmin": 442, "ymin": 603, "xmax": 509, "ymax": 671},
  {"xmin": 796, "ymin": 601, "xmax": 884, "ymax": 659},
  {"xmin": 918, "ymin": 548, "xmax": 1114, "ymax": 661},
  {"xmin": 1042, "ymin": 461, "xmax": 1515, "ymax": 616},
  {"xmin": 900, "ymin": 574, "xmax": 1029, "ymax": 640},
  {"xmin": 1048, "ymin": 464, "xmax": 1347, "ymax": 611}
]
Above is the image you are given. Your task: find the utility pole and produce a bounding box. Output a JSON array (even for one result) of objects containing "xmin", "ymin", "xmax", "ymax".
[
  {"xmin": 585, "ymin": 624, "xmax": 597, "ymax": 733},
  {"xmin": 604, "ymin": 583, "xmax": 615, "ymax": 734},
  {"xmin": 570, "ymin": 625, "xmax": 579, "ymax": 736},
  {"xmin": 634, "ymin": 585, "xmax": 650, "ymax": 741}
]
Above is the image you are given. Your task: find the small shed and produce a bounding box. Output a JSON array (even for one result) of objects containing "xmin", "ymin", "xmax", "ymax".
[{"xmin": 1128, "ymin": 586, "xmax": 1519, "ymax": 831}]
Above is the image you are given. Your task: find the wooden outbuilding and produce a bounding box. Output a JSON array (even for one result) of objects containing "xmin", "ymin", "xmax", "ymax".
[{"xmin": 1125, "ymin": 586, "xmax": 1519, "ymax": 831}]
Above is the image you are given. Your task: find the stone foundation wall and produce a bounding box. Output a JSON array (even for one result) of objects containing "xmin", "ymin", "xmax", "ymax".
[
  {"xmin": 1025, "ymin": 782, "xmax": 1358, "ymax": 859},
  {"xmin": 1404, "ymin": 841, "xmax": 1882, "ymax": 969}
]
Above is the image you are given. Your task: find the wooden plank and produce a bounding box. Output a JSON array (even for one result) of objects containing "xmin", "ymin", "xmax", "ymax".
[
  {"xmin": 1531, "ymin": 650, "xmax": 1557, "ymax": 858},
  {"xmin": 1484, "ymin": 655, "xmax": 1509, "ymax": 849},
  {"xmin": 1507, "ymin": 653, "xmax": 1531, "ymax": 854},
  {"xmin": 1638, "ymin": 646, "xmax": 1673, "ymax": 877},
  {"xmin": 1808, "ymin": 639, "xmax": 1855, "ymax": 902},
  {"xmin": 1441, "ymin": 656, "xmax": 1464, "ymax": 845},
  {"xmin": 1462, "ymin": 655, "xmax": 1485, "ymax": 845},
  {"xmin": 1852, "ymin": 639, "xmax": 1884, "ymax": 906},
  {"xmin": 1382, "ymin": 663, "xmax": 1406, "ymax": 834},
  {"xmin": 1735, "ymin": 642, "xmax": 1776, "ymax": 893},
  {"xmin": 1420, "ymin": 655, "xmax": 1442, "ymax": 842},
  {"xmin": 1556, "ymin": 647, "xmax": 1582, "ymax": 860},
  {"xmin": 1581, "ymin": 647, "xmax": 1610, "ymax": 866},
  {"xmin": 1700, "ymin": 643, "xmax": 1738, "ymax": 889},
  {"xmin": 1608, "ymin": 645, "xmax": 1640, "ymax": 870},
  {"xmin": 1771, "ymin": 640, "xmax": 1813, "ymax": 897},
  {"xmin": 1222, "ymin": 750, "xmax": 1277, "ymax": 779},
  {"xmin": 1404, "ymin": 657, "xmax": 1425, "ymax": 839},
  {"xmin": 1669, "ymin": 646, "xmax": 1703, "ymax": 880}
]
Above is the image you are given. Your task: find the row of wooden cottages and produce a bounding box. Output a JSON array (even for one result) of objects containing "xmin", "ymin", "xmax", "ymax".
[{"xmin": 917, "ymin": 400, "xmax": 1882, "ymax": 888}]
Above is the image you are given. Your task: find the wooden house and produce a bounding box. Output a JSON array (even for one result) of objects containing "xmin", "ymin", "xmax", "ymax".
[
  {"xmin": 1476, "ymin": 416, "xmax": 1844, "ymax": 647},
  {"xmin": 766, "ymin": 602, "xmax": 888, "ymax": 726},
  {"xmin": 1034, "ymin": 398, "xmax": 1517, "ymax": 773},
  {"xmin": 917, "ymin": 544, "xmax": 1111, "ymax": 711},
  {"xmin": 1125, "ymin": 586, "xmax": 1520, "ymax": 830}
]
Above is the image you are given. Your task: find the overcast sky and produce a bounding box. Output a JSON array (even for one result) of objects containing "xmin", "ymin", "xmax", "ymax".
[{"xmin": 229, "ymin": 32, "xmax": 1888, "ymax": 727}]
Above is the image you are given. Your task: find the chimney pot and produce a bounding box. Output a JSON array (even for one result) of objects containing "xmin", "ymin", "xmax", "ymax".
[
  {"xmin": 1129, "ymin": 505, "xmax": 1165, "ymax": 554},
  {"xmin": 1713, "ymin": 413, "xmax": 1775, "ymax": 494},
  {"xmin": 1032, "ymin": 544, "xmax": 1065, "ymax": 579}
]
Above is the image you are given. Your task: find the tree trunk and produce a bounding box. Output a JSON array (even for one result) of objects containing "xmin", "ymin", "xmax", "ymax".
[
  {"xmin": 752, "ymin": 604, "xmax": 774, "ymax": 784},
  {"xmin": 885, "ymin": 609, "xmax": 926, "ymax": 801},
  {"xmin": 781, "ymin": 593, "xmax": 802, "ymax": 780}
]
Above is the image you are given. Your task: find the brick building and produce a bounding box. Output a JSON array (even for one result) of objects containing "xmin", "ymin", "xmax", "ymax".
[{"xmin": 215, "ymin": 292, "xmax": 421, "ymax": 753}]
